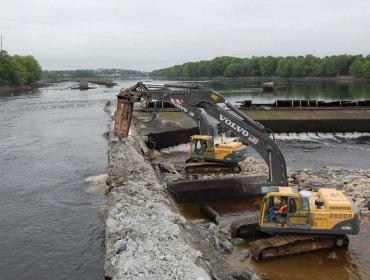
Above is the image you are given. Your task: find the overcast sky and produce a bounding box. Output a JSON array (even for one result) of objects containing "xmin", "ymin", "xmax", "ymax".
[{"xmin": 1, "ymin": 0, "xmax": 369, "ymax": 71}]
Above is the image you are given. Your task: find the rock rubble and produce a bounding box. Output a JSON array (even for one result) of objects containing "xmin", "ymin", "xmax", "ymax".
[{"xmin": 104, "ymin": 135, "xmax": 211, "ymax": 280}]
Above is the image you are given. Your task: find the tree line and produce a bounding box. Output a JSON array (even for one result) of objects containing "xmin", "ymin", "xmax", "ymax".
[
  {"xmin": 151, "ymin": 55, "xmax": 370, "ymax": 78},
  {"xmin": 0, "ymin": 50, "xmax": 42, "ymax": 86},
  {"xmin": 43, "ymin": 68, "xmax": 147, "ymax": 80}
]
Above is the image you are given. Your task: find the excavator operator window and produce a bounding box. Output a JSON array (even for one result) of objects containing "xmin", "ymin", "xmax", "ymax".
[
  {"xmin": 288, "ymin": 198, "xmax": 297, "ymax": 213},
  {"xmin": 265, "ymin": 197, "xmax": 276, "ymax": 223},
  {"xmin": 287, "ymin": 197, "xmax": 310, "ymax": 229},
  {"xmin": 192, "ymin": 139, "xmax": 207, "ymax": 155},
  {"xmin": 301, "ymin": 197, "xmax": 309, "ymax": 211},
  {"xmin": 265, "ymin": 196, "xmax": 287, "ymax": 225}
]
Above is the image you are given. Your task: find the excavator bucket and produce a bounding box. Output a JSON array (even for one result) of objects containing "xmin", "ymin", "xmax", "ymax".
[{"xmin": 113, "ymin": 95, "xmax": 133, "ymax": 139}]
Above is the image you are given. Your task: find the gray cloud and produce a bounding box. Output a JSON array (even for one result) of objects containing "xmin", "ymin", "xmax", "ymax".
[{"xmin": 1, "ymin": 0, "xmax": 369, "ymax": 70}]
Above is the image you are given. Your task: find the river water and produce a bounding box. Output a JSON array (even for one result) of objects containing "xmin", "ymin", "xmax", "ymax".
[
  {"xmin": 0, "ymin": 79, "xmax": 369, "ymax": 279},
  {"xmin": 0, "ymin": 81, "xmax": 134, "ymax": 280}
]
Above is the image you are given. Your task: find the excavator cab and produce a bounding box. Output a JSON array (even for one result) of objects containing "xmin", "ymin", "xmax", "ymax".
[
  {"xmin": 190, "ymin": 136, "xmax": 215, "ymax": 159},
  {"xmin": 260, "ymin": 190, "xmax": 311, "ymax": 230},
  {"xmin": 185, "ymin": 135, "xmax": 244, "ymax": 174},
  {"xmin": 230, "ymin": 187, "xmax": 360, "ymax": 261}
]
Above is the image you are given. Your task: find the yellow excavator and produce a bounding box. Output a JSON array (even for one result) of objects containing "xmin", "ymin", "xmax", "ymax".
[
  {"xmin": 118, "ymin": 82, "xmax": 250, "ymax": 174},
  {"xmin": 185, "ymin": 135, "xmax": 247, "ymax": 173},
  {"xmin": 114, "ymin": 82, "xmax": 360, "ymax": 260},
  {"xmin": 231, "ymin": 186, "xmax": 360, "ymax": 260}
]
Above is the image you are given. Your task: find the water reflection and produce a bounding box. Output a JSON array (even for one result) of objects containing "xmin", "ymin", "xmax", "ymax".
[{"xmin": 170, "ymin": 79, "xmax": 370, "ymax": 103}]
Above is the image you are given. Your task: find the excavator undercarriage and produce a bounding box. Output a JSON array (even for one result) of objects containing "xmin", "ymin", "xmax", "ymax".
[
  {"xmin": 251, "ymin": 234, "xmax": 348, "ymax": 261},
  {"xmin": 230, "ymin": 215, "xmax": 349, "ymax": 261},
  {"xmin": 184, "ymin": 158, "xmax": 242, "ymax": 174}
]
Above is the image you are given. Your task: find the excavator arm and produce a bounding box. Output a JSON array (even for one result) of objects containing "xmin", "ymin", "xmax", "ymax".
[
  {"xmin": 197, "ymin": 101, "xmax": 287, "ymax": 185},
  {"xmin": 116, "ymin": 82, "xmax": 288, "ymax": 185}
]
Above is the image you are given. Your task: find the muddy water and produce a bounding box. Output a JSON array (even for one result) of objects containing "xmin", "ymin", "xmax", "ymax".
[
  {"xmin": 164, "ymin": 138, "xmax": 370, "ymax": 280},
  {"xmin": 178, "ymin": 199, "xmax": 370, "ymax": 280},
  {"xmin": 227, "ymin": 222, "xmax": 370, "ymax": 280}
]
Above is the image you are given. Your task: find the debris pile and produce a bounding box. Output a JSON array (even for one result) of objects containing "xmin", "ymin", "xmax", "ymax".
[
  {"xmin": 183, "ymin": 220, "xmax": 260, "ymax": 280},
  {"xmin": 104, "ymin": 135, "xmax": 211, "ymax": 280}
]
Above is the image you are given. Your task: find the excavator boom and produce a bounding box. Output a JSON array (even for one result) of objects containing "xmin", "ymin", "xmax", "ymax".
[{"xmin": 115, "ymin": 82, "xmax": 288, "ymax": 185}]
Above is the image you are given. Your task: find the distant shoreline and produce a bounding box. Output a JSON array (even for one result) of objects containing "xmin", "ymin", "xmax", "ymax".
[
  {"xmin": 0, "ymin": 85, "xmax": 34, "ymax": 95},
  {"xmin": 149, "ymin": 75, "xmax": 370, "ymax": 83}
]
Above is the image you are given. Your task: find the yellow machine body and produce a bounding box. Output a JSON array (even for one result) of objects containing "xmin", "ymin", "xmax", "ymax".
[
  {"xmin": 259, "ymin": 187, "xmax": 360, "ymax": 235},
  {"xmin": 189, "ymin": 135, "xmax": 243, "ymax": 161}
]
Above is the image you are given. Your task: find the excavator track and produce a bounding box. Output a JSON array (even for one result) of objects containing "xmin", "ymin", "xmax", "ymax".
[
  {"xmin": 251, "ymin": 234, "xmax": 349, "ymax": 261},
  {"xmin": 185, "ymin": 162, "xmax": 241, "ymax": 174},
  {"xmin": 230, "ymin": 213, "xmax": 260, "ymax": 238}
]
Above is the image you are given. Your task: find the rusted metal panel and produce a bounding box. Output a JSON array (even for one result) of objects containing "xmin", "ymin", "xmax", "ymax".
[{"xmin": 113, "ymin": 97, "xmax": 133, "ymax": 139}]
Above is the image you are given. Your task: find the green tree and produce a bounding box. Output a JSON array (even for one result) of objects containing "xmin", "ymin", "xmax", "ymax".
[
  {"xmin": 9, "ymin": 56, "xmax": 28, "ymax": 85},
  {"xmin": 349, "ymin": 57, "xmax": 366, "ymax": 77},
  {"xmin": 241, "ymin": 57, "xmax": 261, "ymax": 76},
  {"xmin": 290, "ymin": 56, "xmax": 308, "ymax": 77},
  {"xmin": 276, "ymin": 57, "xmax": 293, "ymax": 77},
  {"xmin": 303, "ymin": 55, "xmax": 322, "ymax": 76},
  {"xmin": 0, "ymin": 51, "xmax": 42, "ymax": 85},
  {"xmin": 363, "ymin": 59, "xmax": 370, "ymax": 78},
  {"xmin": 224, "ymin": 63, "xmax": 243, "ymax": 77},
  {"xmin": 22, "ymin": 55, "xmax": 42, "ymax": 83},
  {"xmin": 197, "ymin": 61, "xmax": 210, "ymax": 77},
  {"xmin": 258, "ymin": 56, "xmax": 278, "ymax": 76},
  {"xmin": 150, "ymin": 54, "xmax": 369, "ymax": 79},
  {"xmin": 0, "ymin": 50, "xmax": 12, "ymax": 85},
  {"xmin": 320, "ymin": 55, "xmax": 357, "ymax": 76}
]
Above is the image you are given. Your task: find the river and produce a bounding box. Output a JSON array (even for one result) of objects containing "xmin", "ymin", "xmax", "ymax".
[
  {"xmin": 0, "ymin": 81, "xmax": 134, "ymax": 280},
  {"xmin": 0, "ymin": 78, "xmax": 369, "ymax": 279}
]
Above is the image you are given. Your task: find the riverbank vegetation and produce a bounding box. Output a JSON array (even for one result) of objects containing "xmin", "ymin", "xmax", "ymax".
[
  {"xmin": 151, "ymin": 55, "xmax": 370, "ymax": 79},
  {"xmin": 43, "ymin": 69, "xmax": 148, "ymax": 80},
  {"xmin": 0, "ymin": 50, "xmax": 42, "ymax": 86}
]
